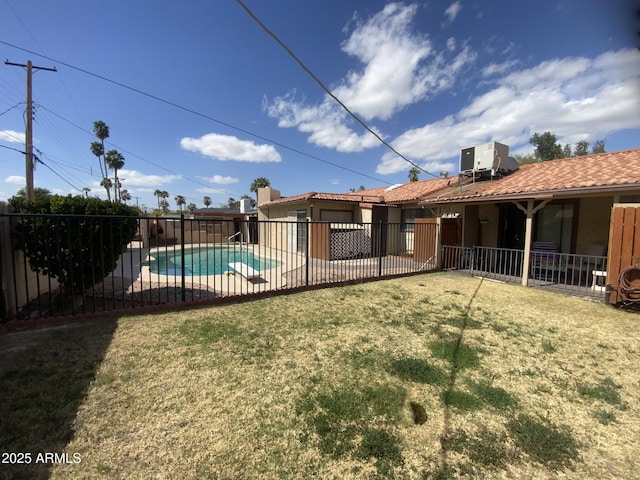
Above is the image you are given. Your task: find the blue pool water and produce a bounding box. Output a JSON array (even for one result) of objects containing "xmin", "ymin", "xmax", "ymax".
[{"xmin": 149, "ymin": 246, "xmax": 281, "ymax": 276}]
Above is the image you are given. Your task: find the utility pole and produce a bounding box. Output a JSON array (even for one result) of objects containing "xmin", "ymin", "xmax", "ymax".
[{"xmin": 5, "ymin": 60, "xmax": 57, "ymax": 201}]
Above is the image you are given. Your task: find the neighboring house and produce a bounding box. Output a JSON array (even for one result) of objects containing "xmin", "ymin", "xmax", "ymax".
[
  {"xmin": 192, "ymin": 206, "xmax": 258, "ymax": 244},
  {"xmin": 144, "ymin": 206, "xmax": 258, "ymax": 247},
  {"xmin": 257, "ymin": 178, "xmax": 452, "ymax": 256}
]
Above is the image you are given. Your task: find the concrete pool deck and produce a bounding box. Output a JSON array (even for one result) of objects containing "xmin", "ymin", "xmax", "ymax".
[{"xmin": 97, "ymin": 242, "xmax": 432, "ymax": 305}]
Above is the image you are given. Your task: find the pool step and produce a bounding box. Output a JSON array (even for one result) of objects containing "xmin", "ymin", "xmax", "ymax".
[{"xmin": 228, "ymin": 262, "xmax": 260, "ymax": 281}]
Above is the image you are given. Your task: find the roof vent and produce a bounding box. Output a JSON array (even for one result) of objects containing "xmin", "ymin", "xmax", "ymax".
[{"xmin": 440, "ymin": 171, "xmax": 449, "ymax": 179}]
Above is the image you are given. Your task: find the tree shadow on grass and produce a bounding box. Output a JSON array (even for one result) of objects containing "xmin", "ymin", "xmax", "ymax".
[{"xmin": 0, "ymin": 318, "xmax": 117, "ymax": 479}]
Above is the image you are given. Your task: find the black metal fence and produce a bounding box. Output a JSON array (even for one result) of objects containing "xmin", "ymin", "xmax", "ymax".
[
  {"xmin": 0, "ymin": 214, "xmax": 437, "ymax": 322},
  {"xmin": 442, "ymin": 245, "xmax": 608, "ymax": 299}
]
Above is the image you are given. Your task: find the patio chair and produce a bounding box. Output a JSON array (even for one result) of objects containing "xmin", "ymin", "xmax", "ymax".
[{"xmin": 530, "ymin": 241, "xmax": 563, "ymax": 280}]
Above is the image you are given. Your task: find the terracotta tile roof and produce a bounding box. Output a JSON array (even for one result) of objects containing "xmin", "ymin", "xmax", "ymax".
[
  {"xmin": 420, "ymin": 148, "xmax": 640, "ymax": 204},
  {"xmin": 260, "ymin": 191, "xmax": 384, "ymax": 206},
  {"xmin": 261, "ymin": 177, "xmax": 453, "ymax": 207},
  {"xmin": 373, "ymin": 178, "xmax": 453, "ymax": 203}
]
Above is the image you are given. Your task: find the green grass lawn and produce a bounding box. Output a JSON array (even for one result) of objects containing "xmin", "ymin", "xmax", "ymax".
[{"xmin": 1, "ymin": 272, "xmax": 639, "ymax": 479}]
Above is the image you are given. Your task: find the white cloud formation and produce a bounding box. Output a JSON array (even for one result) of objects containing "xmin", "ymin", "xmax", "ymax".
[
  {"xmin": 0, "ymin": 130, "xmax": 25, "ymax": 144},
  {"xmin": 116, "ymin": 169, "xmax": 181, "ymax": 187},
  {"xmin": 197, "ymin": 175, "xmax": 239, "ymax": 185},
  {"xmin": 444, "ymin": 1, "xmax": 462, "ymax": 23},
  {"xmin": 5, "ymin": 175, "xmax": 25, "ymax": 184},
  {"xmin": 265, "ymin": 3, "xmax": 476, "ymax": 153},
  {"xmin": 180, "ymin": 133, "xmax": 281, "ymax": 162},
  {"xmin": 482, "ymin": 60, "xmax": 518, "ymax": 77},
  {"xmin": 376, "ymin": 48, "xmax": 640, "ymax": 174}
]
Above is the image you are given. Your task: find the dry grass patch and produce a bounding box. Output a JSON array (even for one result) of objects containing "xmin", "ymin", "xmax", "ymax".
[{"xmin": 1, "ymin": 272, "xmax": 639, "ymax": 479}]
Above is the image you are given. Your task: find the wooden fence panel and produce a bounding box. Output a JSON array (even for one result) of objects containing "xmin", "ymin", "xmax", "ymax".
[
  {"xmin": 607, "ymin": 204, "xmax": 640, "ymax": 303},
  {"xmin": 310, "ymin": 222, "xmax": 330, "ymax": 260},
  {"xmin": 414, "ymin": 218, "xmax": 437, "ymax": 263}
]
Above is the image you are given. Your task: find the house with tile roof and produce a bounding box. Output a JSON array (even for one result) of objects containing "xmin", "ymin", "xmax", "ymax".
[
  {"xmin": 257, "ymin": 177, "xmax": 453, "ymax": 257},
  {"xmin": 419, "ymin": 148, "xmax": 640, "ymax": 248},
  {"xmin": 258, "ymin": 147, "xmax": 640, "ymax": 293}
]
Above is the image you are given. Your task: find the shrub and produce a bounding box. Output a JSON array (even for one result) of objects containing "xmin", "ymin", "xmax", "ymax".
[{"xmin": 9, "ymin": 195, "xmax": 139, "ymax": 294}]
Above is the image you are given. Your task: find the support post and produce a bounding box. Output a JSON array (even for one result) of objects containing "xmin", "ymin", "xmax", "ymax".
[
  {"xmin": 521, "ymin": 200, "xmax": 534, "ymax": 286},
  {"xmin": 515, "ymin": 199, "xmax": 550, "ymax": 287},
  {"xmin": 305, "ymin": 219, "xmax": 309, "ymax": 286},
  {"xmin": 180, "ymin": 214, "xmax": 186, "ymax": 301},
  {"xmin": 435, "ymin": 216, "xmax": 442, "ymax": 269},
  {"xmin": 4, "ymin": 60, "xmax": 57, "ymax": 201},
  {"xmin": 378, "ymin": 220, "xmax": 383, "ymax": 277}
]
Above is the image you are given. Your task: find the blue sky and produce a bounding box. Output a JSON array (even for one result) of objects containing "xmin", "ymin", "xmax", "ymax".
[{"xmin": 1, "ymin": 0, "xmax": 639, "ymax": 211}]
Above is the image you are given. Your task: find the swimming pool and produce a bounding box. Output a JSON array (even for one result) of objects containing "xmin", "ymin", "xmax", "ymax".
[{"xmin": 148, "ymin": 246, "xmax": 282, "ymax": 276}]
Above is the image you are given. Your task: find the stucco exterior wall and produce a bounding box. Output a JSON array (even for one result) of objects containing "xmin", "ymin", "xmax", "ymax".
[
  {"xmin": 575, "ymin": 196, "xmax": 613, "ymax": 254},
  {"xmin": 258, "ymin": 202, "xmax": 309, "ymax": 250},
  {"xmin": 313, "ymin": 201, "xmax": 357, "ymax": 222},
  {"xmin": 478, "ymin": 203, "xmax": 500, "ymax": 248}
]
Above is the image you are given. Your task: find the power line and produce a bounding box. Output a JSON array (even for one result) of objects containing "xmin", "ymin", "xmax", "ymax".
[
  {"xmin": 0, "ymin": 143, "xmax": 25, "ymax": 154},
  {"xmin": 33, "ymin": 153, "xmax": 83, "ymax": 194},
  {"xmin": 0, "ymin": 102, "xmax": 23, "ymax": 117},
  {"xmin": 235, "ymin": 0, "xmax": 438, "ymax": 179},
  {"xmin": 0, "ymin": 40, "xmax": 393, "ymax": 187},
  {"xmin": 35, "ymin": 105, "xmax": 234, "ymax": 207}
]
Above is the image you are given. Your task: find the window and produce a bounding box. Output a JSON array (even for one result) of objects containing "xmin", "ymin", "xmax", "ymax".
[
  {"xmin": 535, "ymin": 203, "xmax": 574, "ymax": 253},
  {"xmin": 401, "ymin": 208, "xmax": 432, "ymax": 232},
  {"xmin": 320, "ymin": 209, "xmax": 353, "ymax": 223}
]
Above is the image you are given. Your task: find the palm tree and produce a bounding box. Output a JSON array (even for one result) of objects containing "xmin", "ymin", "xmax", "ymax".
[
  {"xmin": 250, "ymin": 177, "xmax": 270, "ymax": 205},
  {"xmin": 100, "ymin": 177, "xmax": 113, "ymax": 199},
  {"xmin": 92, "ymin": 122, "xmax": 110, "ymax": 173},
  {"xmin": 203, "ymin": 196, "xmax": 212, "ymax": 208},
  {"xmin": 154, "ymin": 189, "xmax": 162, "ymax": 207},
  {"xmin": 82, "ymin": 187, "xmax": 91, "ymax": 198},
  {"xmin": 90, "ymin": 141, "xmax": 104, "ymax": 176},
  {"xmin": 105, "ymin": 149, "xmax": 125, "ymax": 201},
  {"xmin": 159, "ymin": 199, "xmax": 169, "ymax": 215},
  {"xmin": 92, "ymin": 121, "xmax": 111, "ymax": 201},
  {"xmin": 120, "ymin": 189, "xmax": 131, "ymax": 204},
  {"xmin": 250, "ymin": 177, "xmax": 270, "ymax": 194},
  {"xmin": 187, "ymin": 202, "xmax": 197, "ymax": 213},
  {"xmin": 89, "ymin": 141, "xmax": 110, "ymax": 200},
  {"xmin": 175, "ymin": 195, "xmax": 186, "ymax": 212},
  {"xmin": 408, "ymin": 167, "xmax": 420, "ymax": 182}
]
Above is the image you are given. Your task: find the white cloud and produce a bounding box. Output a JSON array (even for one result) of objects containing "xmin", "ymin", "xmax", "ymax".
[
  {"xmin": 180, "ymin": 133, "xmax": 281, "ymax": 162},
  {"xmin": 446, "ymin": 37, "xmax": 456, "ymax": 52},
  {"xmin": 376, "ymin": 48, "xmax": 640, "ymax": 174},
  {"xmin": 197, "ymin": 175, "xmax": 239, "ymax": 185},
  {"xmin": 266, "ymin": 93, "xmax": 380, "ymax": 152},
  {"xmin": 116, "ymin": 169, "xmax": 181, "ymax": 187},
  {"xmin": 0, "ymin": 130, "xmax": 25, "ymax": 144},
  {"xmin": 265, "ymin": 3, "xmax": 476, "ymax": 153},
  {"xmin": 5, "ymin": 175, "xmax": 25, "ymax": 184},
  {"xmin": 482, "ymin": 60, "xmax": 518, "ymax": 77},
  {"xmin": 444, "ymin": 1, "xmax": 462, "ymax": 23}
]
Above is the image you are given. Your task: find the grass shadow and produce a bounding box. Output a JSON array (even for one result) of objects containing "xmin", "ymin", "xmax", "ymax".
[{"xmin": 0, "ymin": 318, "xmax": 118, "ymax": 479}]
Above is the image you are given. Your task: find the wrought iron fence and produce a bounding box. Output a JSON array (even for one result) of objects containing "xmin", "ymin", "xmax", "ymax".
[
  {"xmin": 0, "ymin": 214, "xmax": 438, "ymax": 322},
  {"xmin": 442, "ymin": 244, "xmax": 608, "ymax": 299}
]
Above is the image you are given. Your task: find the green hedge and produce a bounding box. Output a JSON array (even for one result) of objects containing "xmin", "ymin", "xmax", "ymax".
[{"xmin": 9, "ymin": 195, "xmax": 140, "ymax": 294}]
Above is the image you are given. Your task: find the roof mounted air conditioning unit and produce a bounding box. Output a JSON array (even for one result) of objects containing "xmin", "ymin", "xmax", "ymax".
[{"xmin": 459, "ymin": 141, "xmax": 514, "ymax": 176}]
